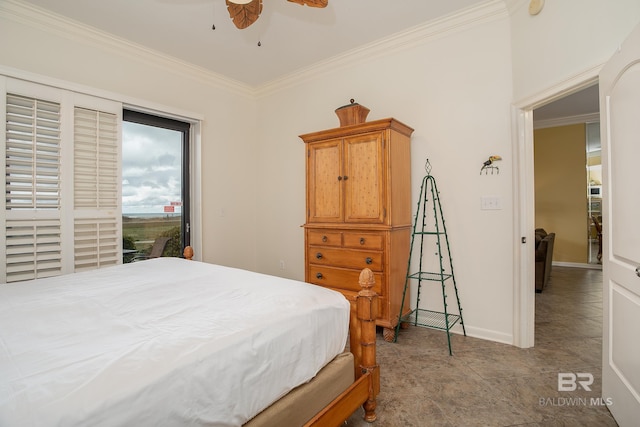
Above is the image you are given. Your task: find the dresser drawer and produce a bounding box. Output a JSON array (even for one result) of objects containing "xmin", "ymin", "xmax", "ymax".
[
  {"xmin": 307, "ymin": 265, "xmax": 383, "ymax": 294},
  {"xmin": 309, "ymin": 247, "xmax": 383, "ymax": 271},
  {"xmin": 343, "ymin": 232, "xmax": 384, "ymax": 250},
  {"xmin": 307, "ymin": 230, "xmax": 342, "ymax": 247}
]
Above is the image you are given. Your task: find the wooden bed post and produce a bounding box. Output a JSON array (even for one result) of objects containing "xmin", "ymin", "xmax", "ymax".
[
  {"xmin": 183, "ymin": 246, "xmax": 194, "ymax": 260},
  {"xmin": 304, "ymin": 268, "xmax": 380, "ymax": 426},
  {"xmin": 356, "ymin": 268, "xmax": 380, "ymax": 422}
]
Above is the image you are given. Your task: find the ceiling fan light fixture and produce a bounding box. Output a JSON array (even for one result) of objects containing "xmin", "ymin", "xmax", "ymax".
[
  {"xmin": 225, "ymin": 0, "xmax": 328, "ymax": 30},
  {"xmin": 226, "ymin": 0, "xmax": 263, "ymax": 29}
]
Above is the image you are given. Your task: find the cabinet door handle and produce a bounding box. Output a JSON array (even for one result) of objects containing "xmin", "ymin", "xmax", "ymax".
[
  {"xmin": 365, "ymin": 257, "xmax": 373, "ymax": 265},
  {"xmin": 343, "ymin": 176, "xmax": 348, "ymax": 180},
  {"xmin": 316, "ymin": 272, "xmax": 323, "ymax": 279},
  {"xmin": 337, "ymin": 176, "xmax": 342, "ymax": 181},
  {"xmin": 360, "ymin": 237, "xmax": 365, "ymax": 245},
  {"xmin": 316, "ymin": 252, "xmax": 323, "ymax": 259}
]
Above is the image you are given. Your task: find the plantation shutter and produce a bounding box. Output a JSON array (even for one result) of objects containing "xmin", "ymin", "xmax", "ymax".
[
  {"xmin": 2, "ymin": 79, "xmax": 122, "ymax": 282},
  {"xmin": 73, "ymin": 107, "xmax": 120, "ymax": 271},
  {"xmin": 4, "ymin": 94, "xmax": 63, "ymax": 282}
]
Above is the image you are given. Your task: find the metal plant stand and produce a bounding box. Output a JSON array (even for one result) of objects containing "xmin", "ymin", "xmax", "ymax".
[{"xmin": 394, "ymin": 160, "xmax": 466, "ymax": 355}]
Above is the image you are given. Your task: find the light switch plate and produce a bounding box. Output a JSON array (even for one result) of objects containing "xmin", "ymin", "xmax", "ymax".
[{"xmin": 481, "ymin": 196, "xmax": 502, "ymax": 210}]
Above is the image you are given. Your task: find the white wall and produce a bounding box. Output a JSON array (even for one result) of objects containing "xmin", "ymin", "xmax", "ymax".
[
  {"xmin": 254, "ymin": 5, "xmax": 516, "ymax": 343},
  {"xmin": 507, "ymin": 0, "xmax": 640, "ymax": 102},
  {"xmin": 0, "ymin": 4, "xmax": 260, "ymax": 270}
]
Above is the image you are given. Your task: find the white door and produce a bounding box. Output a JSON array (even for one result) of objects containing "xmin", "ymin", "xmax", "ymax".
[{"xmin": 599, "ymin": 23, "xmax": 640, "ymax": 426}]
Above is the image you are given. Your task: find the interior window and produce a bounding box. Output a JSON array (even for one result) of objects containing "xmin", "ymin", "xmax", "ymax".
[{"xmin": 122, "ymin": 110, "xmax": 190, "ymax": 262}]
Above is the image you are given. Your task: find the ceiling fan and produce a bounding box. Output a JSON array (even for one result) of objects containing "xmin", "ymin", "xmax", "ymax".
[{"xmin": 226, "ymin": 0, "xmax": 328, "ymax": 29}]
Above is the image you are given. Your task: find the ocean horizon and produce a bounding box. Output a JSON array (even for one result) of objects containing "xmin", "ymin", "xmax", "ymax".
[{"xmin": 123, "ymin": 213, "xmax": 181, "ymax": 219}]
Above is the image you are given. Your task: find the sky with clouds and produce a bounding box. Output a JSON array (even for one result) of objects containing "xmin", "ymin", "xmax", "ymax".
[{"xmin": 122, "ymin": 122, "xmax": 182, "ymax": 215}]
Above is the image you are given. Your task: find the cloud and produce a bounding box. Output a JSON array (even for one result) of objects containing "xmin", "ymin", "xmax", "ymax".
[{"xmin": 122, "ymin": 121, "xmax": 183, "ymax": 214}]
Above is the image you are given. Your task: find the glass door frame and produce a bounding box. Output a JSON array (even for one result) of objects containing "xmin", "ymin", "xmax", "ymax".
[{"xmin": 122, "ymin": 109, "xmax": 191, "ymax": 252}]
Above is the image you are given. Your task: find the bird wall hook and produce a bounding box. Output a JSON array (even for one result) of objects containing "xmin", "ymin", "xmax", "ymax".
[{"xmin": 480, "ymin": 155, "xmax": 502, "ymax": 175}]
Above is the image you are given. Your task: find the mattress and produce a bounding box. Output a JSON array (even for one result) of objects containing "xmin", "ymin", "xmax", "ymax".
[{"xmin": 0, "ymin": 258, "xmax": 350, "ymax": 427}]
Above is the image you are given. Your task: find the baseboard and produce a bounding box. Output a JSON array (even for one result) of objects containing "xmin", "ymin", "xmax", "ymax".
[
  {"xmin": 449, "ymin": 324, "xmax": 513, "ymax": 346},
  {"xmin": 553, "ymin": 261, "xmax": 602, "ymax": 270}
]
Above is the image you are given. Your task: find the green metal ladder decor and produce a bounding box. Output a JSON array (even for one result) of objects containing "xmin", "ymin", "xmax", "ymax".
[{"xmin": 394, "ymin": 159, "xmax": 466, "ymax": 355}]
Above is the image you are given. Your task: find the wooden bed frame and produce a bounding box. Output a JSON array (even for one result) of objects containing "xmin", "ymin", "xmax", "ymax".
[{"xmin": 182, "ymin": 247, "xmax": 380, "ymax": 425}]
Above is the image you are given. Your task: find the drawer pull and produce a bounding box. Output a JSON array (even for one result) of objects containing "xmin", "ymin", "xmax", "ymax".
[
  {"xmin": 365, "ymin": 257, "xmax": 373, "ymax": 265},
  {"xmin": 316, "ymin": 252, "xmax": 323, "ymax": 259},
  {"xmin": 316, "ymin": 272, "xmax": 323, "ymax": 279},
  {"xmin": 322, "ymin": 236, "xmax": 328, "ymax": 242},
  {"xmin": 360, "ymin": 237, "xmax": 365, "ymax": 245}
]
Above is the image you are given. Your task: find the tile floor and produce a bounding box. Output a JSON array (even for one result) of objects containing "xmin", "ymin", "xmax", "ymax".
[{"xmin": 346, "ymin": 266, "xmax": 617, "ymax": 426}]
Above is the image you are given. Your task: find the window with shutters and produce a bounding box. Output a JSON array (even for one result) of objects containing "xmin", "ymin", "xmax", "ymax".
[
  {"xmin": 1, "ymin": 79, "xmax": 122, "ymax": 282},
  {"xmin": 4, "ymin": 94, "xmax": 63, "ymax": 282},
  {"xmin": 73, "ymin": 107, "xmax": 120, "ymax": 272}
]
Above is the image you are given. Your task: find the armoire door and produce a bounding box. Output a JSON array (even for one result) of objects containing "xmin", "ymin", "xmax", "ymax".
[
  {"xmin": 307, "ymin": 139, "xmax": 343, "ymax": 223},
  {"xmin": 343, "ymin": 132, "xmax": 385, "ymax": 224}
]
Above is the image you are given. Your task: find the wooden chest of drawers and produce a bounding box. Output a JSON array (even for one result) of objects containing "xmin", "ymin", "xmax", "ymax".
[
  {"xmin": 300, "ymin": 118, "xmax": 413, "ymax": 341},
  {"xmin": 300, "ymin": 119, "xmax": 413, "ymax": 340},
  {"xmin": 305, "ymin": 227, "xmax": 410, "ymax": 340}
]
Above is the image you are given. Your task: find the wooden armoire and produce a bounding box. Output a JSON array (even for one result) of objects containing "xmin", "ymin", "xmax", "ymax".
[{"xmin": 300, "ymin": 117, "xmax": 413, "ymax": 341}]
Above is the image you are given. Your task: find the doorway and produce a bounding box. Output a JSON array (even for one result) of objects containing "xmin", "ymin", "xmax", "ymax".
[
  {"xmin": 512, "ymin": 76, "xmax": 600, "ymax": 349},
  {"xmin": 532, "ymin": 86, "xmax": 601, "ymax": 270},
  {"xmin": 530, "ymin": 85, "xmax": 601, "ymax": 349}
]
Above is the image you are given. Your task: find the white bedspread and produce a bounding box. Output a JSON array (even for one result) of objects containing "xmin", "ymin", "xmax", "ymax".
[{"xmin": 0, "ymin": 258, "xmax": 350, "ymax": 426}]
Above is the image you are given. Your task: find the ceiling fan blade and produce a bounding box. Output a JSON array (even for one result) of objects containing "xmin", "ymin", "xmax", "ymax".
[
  {"xmin": 287, "ymin": 0, "xmax": 328, "ymax": 8},
  {"xmin": 226, "ymin": 0, "xmax": 263, "ymax": 29}
]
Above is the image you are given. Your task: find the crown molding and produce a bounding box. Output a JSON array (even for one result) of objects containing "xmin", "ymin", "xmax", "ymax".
[
  {"xmin": 254, "ymin": 0, "xmax": 508, "ymax": 98},
  {"xmin": 2, "ymin": 0, "xmax": 507, "ymax": 100},
  {"xmin": 534, "ymin": 112, "xmax": 600, "ymax": 130},
  {"xmin": 0, "ymin": 0, "xmax": 255, "ymax": 98},
  {"xmin": 514, "ymin": 64, "xmax": 602, "ymax": 110}
]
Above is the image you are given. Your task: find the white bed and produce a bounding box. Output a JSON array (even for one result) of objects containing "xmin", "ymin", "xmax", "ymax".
[{"xmin": 0, "ymin": 257, "xmax": 351, "ymax": 426}]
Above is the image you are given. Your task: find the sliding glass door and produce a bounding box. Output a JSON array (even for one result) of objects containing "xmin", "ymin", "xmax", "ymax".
[{"xmin": 122, "ymin": 110, "xmax": 190, "ymax": 262}]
